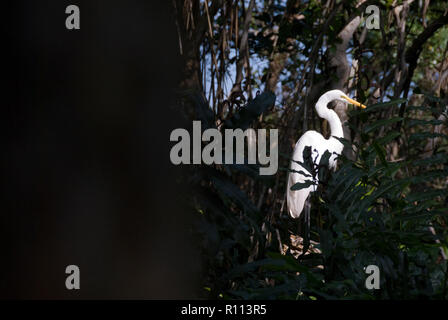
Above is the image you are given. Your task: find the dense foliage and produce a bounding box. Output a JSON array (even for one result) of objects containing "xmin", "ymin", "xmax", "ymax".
[{"xmin": 173, "ymin": 0, "xmax": 448, "ymax": 299}]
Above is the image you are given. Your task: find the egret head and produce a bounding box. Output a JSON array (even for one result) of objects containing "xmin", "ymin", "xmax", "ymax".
[{"xmin": 323, "ymin": 89, "xmax": 367, "ymax": 109}]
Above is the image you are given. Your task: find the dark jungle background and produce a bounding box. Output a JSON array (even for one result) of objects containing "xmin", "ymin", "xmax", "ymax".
[{"xmin": 2, "ymin": 0, "xmax": 448, "ymax": 299}]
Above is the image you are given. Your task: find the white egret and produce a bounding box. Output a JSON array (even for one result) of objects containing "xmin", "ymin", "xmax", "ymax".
[{"xmin": 287, "ymin": 90, "xmax": 366, "ymax": 219}]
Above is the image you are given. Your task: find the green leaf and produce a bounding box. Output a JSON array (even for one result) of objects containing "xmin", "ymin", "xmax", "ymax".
[
  {"xmin": 376, "ymin": 131, "xmax": 401, "ymax": 145},
  {"xmin": 211, "ymin": 175, "xmax": 258, "ymax": 214},
  {"xmin": 392, "ymin": 212, "xmax": 434, "ymax": 222},
  {"xmin": 406, "ymin": 119, "xmax": 445, "ymax": 127},
  {"xmin": 363, "ymin": 117, "xmax": 403, "ymax": 134},
  {"xmin": 409, "ymin": 132, "xmax": 448, "ymax": 142},
  {"xmin": 372, "ymin": 142, "xmax": 388, "ymax": 168},
  {"xmin": 291, "ymin": 180, "xmax": 316, "ymax": 190},
  {"xmin": 406, "ymin": 189, "xmax": 446, "ymax": 202},
  {"xmin": 413, "ymin": 153, "xmax": 448, "ymax": 167},
  {"xmin": 226, "ymin": 91, "xmax": 276, "ymax": 130}
]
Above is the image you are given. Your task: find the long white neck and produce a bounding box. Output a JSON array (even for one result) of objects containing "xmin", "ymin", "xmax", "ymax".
[{"xmin": 315, "ymin": 95, "xmax": 344, "ymax": 139}]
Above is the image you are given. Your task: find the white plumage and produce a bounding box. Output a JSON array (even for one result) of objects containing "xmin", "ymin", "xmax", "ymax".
[{"xmin": 287, "ymin": 90, "xmax": 366, "ymax": 218}]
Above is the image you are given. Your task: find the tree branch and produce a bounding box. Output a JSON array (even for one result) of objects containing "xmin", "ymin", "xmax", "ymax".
[{"xmin": 398, "ymin": 11, "xmax": 448, "ymax": 121}]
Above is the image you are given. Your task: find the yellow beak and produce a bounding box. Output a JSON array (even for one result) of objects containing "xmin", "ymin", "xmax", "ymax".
[{"xmin": 341, "ymin": 95, "xmax": 366, "ymax": 109}]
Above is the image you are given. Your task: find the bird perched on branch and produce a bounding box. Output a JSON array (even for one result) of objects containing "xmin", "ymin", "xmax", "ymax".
[{"xmin": 287, "ymin": 90, "xmax": 366, "ymax": 219}]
